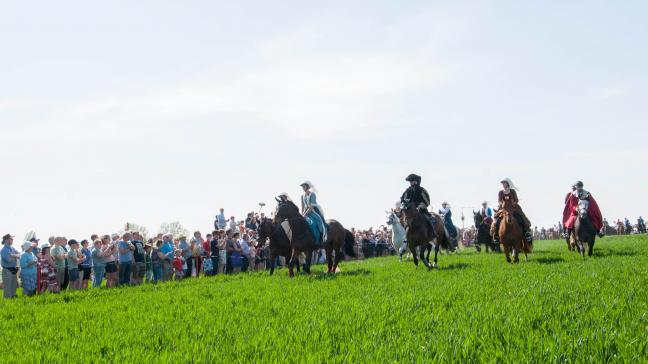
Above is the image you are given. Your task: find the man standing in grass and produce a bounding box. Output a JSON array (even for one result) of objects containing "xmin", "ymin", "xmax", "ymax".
[
  {"xmin": 118, "ymin": 233, "xmax": 135, "ymax": 286},
  {"xmin": 1, "ymin": 234, "xmax": 21, "ymax": 298},
  {"xmin": 51, "ymin": 237, "xmax": 67, "ymax": 290},
  {"xmin": 160, "ymin": 234, "xmax": 175, "ymax": 281},
  {"xmin": 131, "ymin": 232, "xmax": 146, "ymax": 285}
]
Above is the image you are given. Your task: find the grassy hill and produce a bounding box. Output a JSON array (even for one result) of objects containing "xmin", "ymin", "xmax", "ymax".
[{"xmin": 1, "ymin": 235, "xmax": 646, "ymax": 363}]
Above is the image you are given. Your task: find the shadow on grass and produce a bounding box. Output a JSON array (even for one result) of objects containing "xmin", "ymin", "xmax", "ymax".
[
  {"xmin": 442, "ymin": 262, "xmax": 470, "ymax": 271},
  {"xmin": 593, "ymin": 249, "xmax": 637, "ymax": 258},
  {"xmin": 311, "ymin": 269, "xmax": 372, "ymax": 280},
  {"xmin": 534, "ymin": 257, "xmax": 565, "ymax": 264}
]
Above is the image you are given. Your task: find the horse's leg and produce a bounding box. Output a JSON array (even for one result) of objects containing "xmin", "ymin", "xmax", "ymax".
[
  {"xmin": 304, "ymin": 250, "xmax": 313, "ymax": 274},
  {"xmin": 333, "ymin": 247, "xmax": 343, "ymax": 272},
  {"xmin": 432, "ymin": 240, "xmax": 440, "ymax": 269},
  {"xmin": 326, "ymin": 246, "xmax": 334, "ymax": 273},
  {"xmin": 288, "ymin": 249, "xmax": 300, "ymax": 278},
  {"xmin": 503, "ymin": 244, "xmax": 511, "ymax": 263},
  {"xmin": 588, "ymin": 237, "xmax": 595, "ymax": 257},
  {"xmin": 269, "ymin": 252, "xmax": 276, "ymax": 275},
  {"xmin": 420, "ymin": 244, "xmax": 432, "ymax": 270},
  {"xmin": 409, "ymin": 243, "xmax": 419, "ymax": 267}
]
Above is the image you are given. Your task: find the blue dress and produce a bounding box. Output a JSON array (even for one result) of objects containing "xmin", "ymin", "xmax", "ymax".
[
  {"xmin": 302, "ymin": 192, "xmax": 327, "ymax": 244},
  {"xmin": 439, "ymin": 208, "xmax": 458, "ymax": 239}
]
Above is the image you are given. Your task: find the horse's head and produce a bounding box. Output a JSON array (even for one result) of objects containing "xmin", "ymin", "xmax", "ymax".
[
  {"xmin": 578, "ymin": 200, "xmax": 590, "ymax": 220},
  {"xmin": 274, "ymin": 196, "xmax": 300, "ymax": 221},
  {"xmin": 473, "ymin": 210, "xmax": 482, "ymax": 226},
  {"xmin": 257, "ymin": 217, "xmax": 274, "ymax": 244},
  {"xmin": 386, "ymin": 212, "xmax": 395, "ymax": 226}
]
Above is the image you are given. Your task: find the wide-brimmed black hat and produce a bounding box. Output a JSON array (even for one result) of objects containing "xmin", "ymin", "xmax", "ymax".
[{"xmin": 405, "ymin": 174, "xmax": 421, "ymax": 184}]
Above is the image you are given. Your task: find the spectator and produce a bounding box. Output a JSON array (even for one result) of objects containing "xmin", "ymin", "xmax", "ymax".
[
  {"xmin": 91, "ymin": 239, "xmax": 107, "ymax": 288},
  {"xmin": 217, "ymin": 230, "xmax": 228, "ymax": 274},
  {"xmin": 19, "ymin": 242, "xmax": 38, "ymax": 297},
  {"xmin": 173, "ymin": 249, "xmax": 185, "ymax": 280},
  {"xmin": 131, "ymin": 233, "xmax": 146, "ymax": 285},
  {"xmin": 38, "ymin": 243, "xmax": 59, "ymax": 293},
  {"xmin": 66, "ymin": 240, "xmax": 85, "ymax": 291},
  {"xmin": 210, "ymin": 231, "xmax": 221, "ymax": 276},
  {"xmin": 229, "ymin": 216, "xmax": 237, "ymax": 232},
  {"xmin": 102, "ymin": 235, "xmax": 118, "ymax": 288},
  {"xmin": 160, "ymin": 235, "xmax": 175, "ymax": 281},
  {"xmin": 1, "ymin": 234, "xmax": 20, "ymax": 299},
  {"xmin": 117, "ymin": 233, "xmax": 135, "ymax": 286},
  {"xmin": 216, "ymin": 208, "xmax": 227, "ymax": 230},
  {"xmin": 240, "ymin": 233, "xmax": 251, "ymax": 272},
  {"xmin": 151, "ymin": 240, "xmax": 164, "ymax": 283},
  {"xmin": 79, "ymin": 240, "xmax": 92, "ymax": 290},
  {"xmin": 51, "ymin": 237, "xmax": 67, "ymax": 291},
  {"xmin": 229, "ymin": 232, "xmax": 243, "ymax": 274},
  {"xmin": 144, "ymin": 241, "xmax": 153, "ymax": 284},
  {"xmin": 190, "ymin": 231, "xmax": 204, "ymax": 277},
  {"xmin": 178, "ymin": 236, "xmax": 192, "ymax": 278}
]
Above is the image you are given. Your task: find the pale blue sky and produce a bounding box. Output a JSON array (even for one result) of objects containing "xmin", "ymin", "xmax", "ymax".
[{"xmin": 1, "ymin": 0, "xmax": 646, "ymax": 239}]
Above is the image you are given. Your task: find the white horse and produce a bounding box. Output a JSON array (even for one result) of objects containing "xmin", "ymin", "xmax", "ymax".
[{"xmin": 387, "ymin": 211, "xmax": 409, "ymax": 261}]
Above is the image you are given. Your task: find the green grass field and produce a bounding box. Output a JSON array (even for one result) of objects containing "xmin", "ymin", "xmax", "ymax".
[{"xmin": 1, "ymin": 235, "xmax": 646, "ymax": 363}]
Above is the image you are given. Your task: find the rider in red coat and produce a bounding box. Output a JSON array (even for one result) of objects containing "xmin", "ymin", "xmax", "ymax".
[{"xmin": 562, "ymin": 181, "xmax": 604, "ymax": 237}]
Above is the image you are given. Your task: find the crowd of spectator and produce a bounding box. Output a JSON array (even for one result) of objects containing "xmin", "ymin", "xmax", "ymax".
[{"xmin": 1, "ymin": 208, "xmax": 645, "ymax": 299}]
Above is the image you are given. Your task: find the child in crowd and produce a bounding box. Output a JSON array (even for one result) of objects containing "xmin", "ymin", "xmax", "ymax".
[{"xmin": 173, "ymin": 250, "xmax": 185, "ymax": 280}]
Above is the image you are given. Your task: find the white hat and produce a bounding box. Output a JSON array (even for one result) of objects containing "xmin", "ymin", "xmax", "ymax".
[
  {"xmin": 41, "ymin": 242, "xmax": 51, "ymax": 249},
  {"xmin": 22, "ymin": 242, "xmax": 33, "ymax": 251}
]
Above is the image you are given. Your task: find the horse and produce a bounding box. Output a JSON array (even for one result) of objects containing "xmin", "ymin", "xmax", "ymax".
[
  {"xmin": 257, "ymin": 217, "xmax": 300, "ymax": 275},
  {"xmin": 400, "ymin": 200, "xmax": 450, "ymax": 269},
  {"xmin": 574, "ymin": 200, "xmax": 596, "ymax": 257},
  {"xmin": 473, "ymin": 211, "xmax": 500, "ymax": 253},
  {"xmin": 274, "ymin": 198, "xmax": 356, "ymax": 277},
  {"xmin": 386, "ymin": 211, "xmax": 408, "ymax": 261},
  {"xmin": 498, "ymin": 199, "xmax": 532, "ymax": 263}
]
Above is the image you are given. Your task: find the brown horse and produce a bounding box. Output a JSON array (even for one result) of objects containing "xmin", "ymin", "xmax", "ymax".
[
  {"xmin": 401, "ymin": 200, "xmax": 449, "ymax": 269},
  {"xmin": 499, "ymin": 199, "xmax": 532, "ymax": 263},
  {"xmin": 274, "ymin": 198, "xmax": 356, "ymax": 277}
]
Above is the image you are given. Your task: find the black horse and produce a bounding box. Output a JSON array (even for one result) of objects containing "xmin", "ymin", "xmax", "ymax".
[
  {"xmin": 274, "ymin": 198, "xmax": 356, "ymax": 277},
  {"xmin": 257, "ymin": 218, "xmax": 300, "ymax": 275},
  {"xmin": 574, "ymin": 200, "xmax": 596, "ymax": 257},
  {"xmin": 473, "ymin": 211, "xmax": 500, "ymax": 253}
]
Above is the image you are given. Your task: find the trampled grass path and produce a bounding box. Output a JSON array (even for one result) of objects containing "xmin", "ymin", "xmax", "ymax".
[{"xmin": 1, "ymin": 235, "xmax": 646, "ymax": 363}]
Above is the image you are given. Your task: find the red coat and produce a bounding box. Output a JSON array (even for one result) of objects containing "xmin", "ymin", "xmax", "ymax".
[{"xmin": 563, "ymin": 191, "xmax": 603, "ymax": 231}]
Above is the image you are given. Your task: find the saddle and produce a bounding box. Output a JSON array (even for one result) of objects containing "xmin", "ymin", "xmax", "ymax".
[{"xmin": 281, "ymin": 217, "xmax": 327, "ymax": 245}]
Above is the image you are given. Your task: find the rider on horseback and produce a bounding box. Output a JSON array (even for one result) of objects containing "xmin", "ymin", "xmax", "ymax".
[
  {"xmin": 300, "ymin": 181, "xmax": 327, "ymax": 244},
  {"xmin": 480, "ymin": 201, "xmax": 494, "ymax": 225},
  {"xmin": 491, "ymin": 178, "xmax": 533, "ymax": 244},
  {"xmin": 439, "ymin": 201, "xmax": 458, "ymax": 239},
  {"xmin": 563, "ymin": 181, "xmax": 604, "ymax": 238},
  {"xmin": 401, "ymin": 174, "xmax": 436, "ymax": 238}
]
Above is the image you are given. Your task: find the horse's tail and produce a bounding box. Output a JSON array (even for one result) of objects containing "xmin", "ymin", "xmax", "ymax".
[{"xmin": 343, "ymin": 229, "xmax": 357, "ymax": 258}]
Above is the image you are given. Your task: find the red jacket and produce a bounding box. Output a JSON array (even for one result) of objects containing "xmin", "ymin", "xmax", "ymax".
[{"xmin": 563, "ymin": 191, "xmax": 603, "ymax": 231}]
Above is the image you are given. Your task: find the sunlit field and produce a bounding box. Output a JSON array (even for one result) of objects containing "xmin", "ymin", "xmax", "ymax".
[{"xmin": 0, "ymin": 235, "xmax": 646, "ymax": 363}]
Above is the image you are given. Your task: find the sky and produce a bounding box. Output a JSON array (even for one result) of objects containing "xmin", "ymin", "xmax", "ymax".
[{"xmin": 1, "ymin": 0, "xmax": 647, "ymax": 241}]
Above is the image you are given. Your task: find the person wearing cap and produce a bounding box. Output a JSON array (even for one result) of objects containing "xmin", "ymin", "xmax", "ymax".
[
  {"xmin": 300, "ymin": 181, "xmax": 327, "ymax": 244},
  {"xmin": 439, "ymin": 202, "xmax": 458, "ymax": 241},
  {"xmin": 19, "ymin": 242, "xmax": 38, "ymax": 296},
  {"xmin": 66, "ymin": 240, "xmax": 85, "ymax": 291},
  {"xmin": 563, "ymin": 181, "xmax": 604, "ymax": 240},
  {"xmin": 1, "ymin": 234, "xmax": 21, "ymax": 298},
  {"xmin": 400, "ymin": 174, "xmax": 437, "ymax": 237},
  {"xmin": 491, "ymin": 178, "xmax": 533, "ymax": 244}
]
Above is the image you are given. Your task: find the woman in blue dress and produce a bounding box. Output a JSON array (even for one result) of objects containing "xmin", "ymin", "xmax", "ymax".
[
  {"xmin": 439, "ymin": 201, "xmax": 458, "ymax": 239},
  {"xmin": 300, "ymin": 181, "xmax": 327, "ymax": 244}
]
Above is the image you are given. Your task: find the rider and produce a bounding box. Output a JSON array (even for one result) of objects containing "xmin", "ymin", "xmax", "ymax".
[
  {"xmin": 439, "ymin": 201, "xmax": 458, "ymax": 239},
  {"xmin": 491, "ymin": 178, "xmax": 533, "ymax": 244},
  {"xmin": 563, "ymin": 181, "xmax": 604, "ymax": 238},
  {"xmin": 480, "ymin": 201, "xmax": 494, "ymax": 225},
  {"xmin": 300, "ymin": 181, "xmax": 327, "ymax": 244},
  {"xmin": 400, "ymin": 174, "xmax": 436, "ymax": 238}
]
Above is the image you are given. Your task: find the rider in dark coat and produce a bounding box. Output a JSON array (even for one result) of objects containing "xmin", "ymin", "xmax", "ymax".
[{"xmin": 401, "ymin": 174, "xmax": 436, "ymax": 237}]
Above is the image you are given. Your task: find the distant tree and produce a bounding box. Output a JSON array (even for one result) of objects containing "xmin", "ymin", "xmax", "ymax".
[
  {"xmin": 158, "ymin": 222, "xmax": 189, "ymax": 238},
  {"xmin": 125, "ymin": 222, "xmax": 149, "ymax": 240}
]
